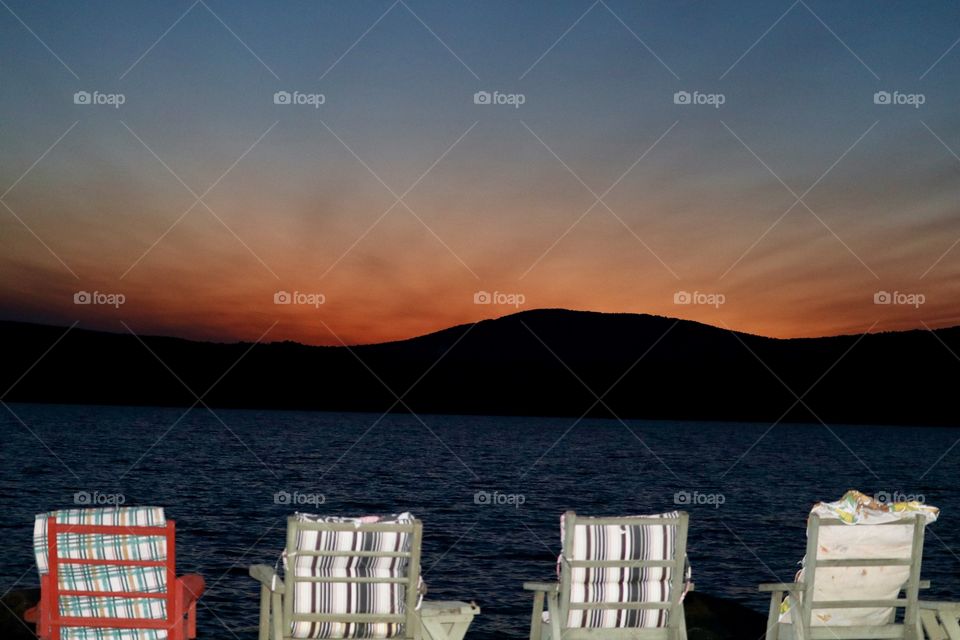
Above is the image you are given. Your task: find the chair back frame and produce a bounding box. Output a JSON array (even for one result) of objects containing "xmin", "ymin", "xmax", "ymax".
[
  {"xmin": 557, "ymin": 511, "xmax": 690, "ymax": 638},
  {"xmin": 793, "ymin": 513, "xmax": 926, "ymax": 640},
  {"xmin": 41, "ymin": 516, "xmax": 182, "ymax": 640},
  {"xmin": 281, "ymin": 515, "xmax": 423, "ymax": 640}
]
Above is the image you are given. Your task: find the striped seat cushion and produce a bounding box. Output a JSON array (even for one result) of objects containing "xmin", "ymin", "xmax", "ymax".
[
  {"xmin": 562, "ymin": 511, "xmax": 689, "ymax": 629},
  {"xmin": 287, "ymin": 512, "xmax": 416, "ymax": 639},
  {"xmin": 34, "ymin": 507, "xmax": 169, "ymax": 640}
]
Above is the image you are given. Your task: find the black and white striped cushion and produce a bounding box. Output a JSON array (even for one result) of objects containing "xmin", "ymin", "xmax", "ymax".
[
  {"xmin": 562, "ymin": 511, "xmax": 688, "ymax": 629},
  {"xmin": 288, "ymin": 513, "xmax": 414, "ymax": 639}
]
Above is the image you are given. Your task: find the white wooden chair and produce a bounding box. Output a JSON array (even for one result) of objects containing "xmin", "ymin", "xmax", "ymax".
[
  {"xmin": 524, "ymin": 511, "xmax": 691, "ymax": 640},
  {"xmin": 761, "ymin": 512, "xmax": 929, "ymax": 640}
]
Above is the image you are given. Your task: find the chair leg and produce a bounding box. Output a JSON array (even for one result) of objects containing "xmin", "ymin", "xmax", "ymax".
[
  {"xmin": 259, "ymin": 584, "xmax": 271, "ymax": 640},
  {"xmin": 40, "ymin": 574, "xmax": 53, "ymax": 639},
  {"xmin": 547, "ymin": 592, "xmax": 562, "ymax": 640},
  {"xmin": 529, "ymin": 591, "xmax": 545, "ymax": 640},
  {"xmin": 188, "ymin": 599, "xmax": 198, "ymax": 638},
  {"xmin": 271, "ymin": 591, "xmax": 284, "ymax": 640},
  {"xmin": 792, "ymin": 600, "xmax": 808, "ymax": 640},
  {"xmin": 765, "ymin": 592, "xmax": 783, "ymax": 640}
]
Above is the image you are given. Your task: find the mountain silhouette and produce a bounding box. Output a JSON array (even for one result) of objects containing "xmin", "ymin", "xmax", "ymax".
[{"xmin": 1, "ymin": 309, "xmax": 957, "ymax": 425}]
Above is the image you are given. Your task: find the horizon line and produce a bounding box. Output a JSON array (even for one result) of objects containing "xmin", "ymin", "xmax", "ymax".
[{"xmin": 2, "ymin": 307, "xmax": 958, "ymax": 349}]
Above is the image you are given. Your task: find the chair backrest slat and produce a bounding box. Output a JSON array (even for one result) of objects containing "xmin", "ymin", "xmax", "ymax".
[
  {"xmin": 295, "ymin": 550, "xmax": 413, "ymax": 557},
  {"xmin": 569, "ymin": 602, "xmax": 675, "ymax": 610},
  {"xmin": 567, "ymin": 559, "xmax": 679, "ymax": 568},
  {"xmin": 668, "ymin": 512, "xmax": 690, "ymax": 632},
  {"xmin": 283, "ymin": 515, "xmax": 298, "ymax": 636}
]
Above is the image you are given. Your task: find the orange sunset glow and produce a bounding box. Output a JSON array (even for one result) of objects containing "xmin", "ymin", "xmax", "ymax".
[{"xmin": 2, "ymin": 2, "xmax": 959, "ymax": 345}]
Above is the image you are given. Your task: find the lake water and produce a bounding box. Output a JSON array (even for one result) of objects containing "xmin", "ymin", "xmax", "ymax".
[{"xmin": 2, "ymin": 403, "xmax": 959, "ymax": 638}]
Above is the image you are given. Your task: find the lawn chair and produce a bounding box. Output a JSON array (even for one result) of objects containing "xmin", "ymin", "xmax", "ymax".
[
  {"xmin": 524, "ymin": 510, "xmax": 691, "ymax": 640},
  {"xmin": 760, "ymin": 491, "xmax": 939, "ymax": 640},
  {"xmin": 250, "ymin": 512, "xmax": 425, "ymax": 639},
  {"xmin": 25, "ymin": 506, "xmax": 205, "ymax": 640}
]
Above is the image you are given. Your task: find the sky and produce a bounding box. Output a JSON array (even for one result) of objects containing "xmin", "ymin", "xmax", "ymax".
[{"xmin": 1, "ymin": 0, "xmax": 959, "ymax": 345}]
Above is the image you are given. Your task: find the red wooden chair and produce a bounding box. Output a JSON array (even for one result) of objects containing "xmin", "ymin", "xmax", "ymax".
[{"xmin": 25, "ymin": 513, "xmax": 205, "ymax": 640}]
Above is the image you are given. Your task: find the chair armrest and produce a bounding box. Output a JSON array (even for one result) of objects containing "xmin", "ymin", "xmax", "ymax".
[
  {"xmin": 759, "ymin": 582, "xmax": 802, "ymax": 593},
  {"xmin": 178, "ymin": 574, "xmax": 206, "ymax": 604},
  {"xmin": 250, "ymin": 564, "xmax": 284, "ymax": 592},
  {"xmin": 920, "ymin": 601, "xmax": 960, "ymax": 610},
  {"xmin": 523, "ymin": 581, "xmax": 558, "ymax": 593}
]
